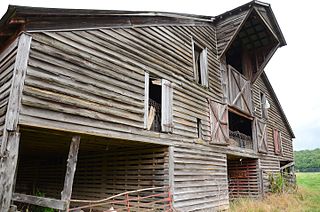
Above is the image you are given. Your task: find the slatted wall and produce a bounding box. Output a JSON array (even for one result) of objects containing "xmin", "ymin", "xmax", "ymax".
[
  {"xmin": 15, "ymin": 157, "xmax": 66, "ymax": 198},
  {"xmin": 252, "ymin": 75, "xmax": 294, "ymax": 161},
  {"xmin": 15, "ymin": 145, "xmax": 169, "ymax": 209},
  {"xmin": 227, "ymin": 158, "xmax": 259, "ymax": 199},
  {"xmin": 19, "ymin": 25, "xmax": 222, "ymax": 145},
  {"xmin": 72, "ymin": 147, "xmax": 169, "ymax": 200},
  {"xmin": 173, "ymin": 146, "xmax": 229, "ymax": 211},
  {"xmin": 0, "ymin": 40, "xmax": 18, "ymax": 145}
]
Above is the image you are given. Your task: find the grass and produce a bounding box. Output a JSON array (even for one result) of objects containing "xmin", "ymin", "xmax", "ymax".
[{"xmin": 230, "ymin": 172, "xmax": 320, "ymax": 212}]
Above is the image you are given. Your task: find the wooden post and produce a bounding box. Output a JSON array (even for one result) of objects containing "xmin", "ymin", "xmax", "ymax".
[
  {"xmin": 61, "ymin": 135, "xmax": 80, "ymax": 211},
  {"xmin": 257, "ymin": 159, "xmax": 264, "ymax": 197},
  {"xmin": 0, "ymin": 33, "xmax": 32, "ymax": 212},
  {"xmin": 168, "ymin": 146, "xmax": 174, "ymax": 207},
  {"xmin": 0, "ymin": 132, "xmax": 20, "ymax": 212}
]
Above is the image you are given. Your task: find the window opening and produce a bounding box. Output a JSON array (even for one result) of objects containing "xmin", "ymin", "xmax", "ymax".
[
  {"xmin": 193, "ymin": 41, "xmax": 208, "ymax": 87},
  {"xmin": 148, "ymin": 78, "xmax": 162, "ymax": 132},
  {"xmin": 194, "ymin": 44, "xmax": 203, "ymax": 84},
  {"xmin": 226, "ymin": 47, "xmax": 243, "ymax": 74},
  {"xmin": 197, "ymin": 118, "xmax": 201, "ymax": 139},
  {"xmin": 228, "ymin": 111, "xmax": 252, "ymax": 148}
]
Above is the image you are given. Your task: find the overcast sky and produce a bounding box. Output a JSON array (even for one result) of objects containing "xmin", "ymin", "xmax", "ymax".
[{"xmin": 0, "ymin": 0, "xmax": 318, "ymax": 150}]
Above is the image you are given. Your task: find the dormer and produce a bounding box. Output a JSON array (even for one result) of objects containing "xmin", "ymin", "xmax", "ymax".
[{"xmin": 216, "ymin": 1, "xmax": 286, "ymax": 115}]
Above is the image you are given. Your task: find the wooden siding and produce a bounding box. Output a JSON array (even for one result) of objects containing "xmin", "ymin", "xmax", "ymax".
[
  {"xmin": 260, "ymin": 156, "xmax": 280, "ymax": 192},
  {"xmin": 173, "ymin": 146, "xmax": 229, "ymax": 211},
  {"xmin": 19, "ymin": 25, "xmax": 222, "ymax": 145},
  {"xmin": 216, "ymin": 10, "xmax": 249, "ymax": 56},
  {"xmin": 252, "ymin": 75, "xmax": 293, "ymax": 161},
  {"xmin": 0, "ymin": 40, "xmax": 18, "ymax": 142}
]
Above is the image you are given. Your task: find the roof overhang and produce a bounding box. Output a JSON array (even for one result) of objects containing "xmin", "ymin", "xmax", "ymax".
[{"xmin": 215, "ymin": 1, "xmax": 286, "ymax": 48}]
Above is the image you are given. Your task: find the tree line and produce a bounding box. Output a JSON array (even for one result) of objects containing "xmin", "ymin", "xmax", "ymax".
[{"xmin": 294, "ymin": 148, "xmax": 320, "ymax": 172}]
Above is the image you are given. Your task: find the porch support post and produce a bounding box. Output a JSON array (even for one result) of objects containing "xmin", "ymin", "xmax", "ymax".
[
  {"xmin": 257, "ymin": 159, "xmax": 264, "ymax": 197},
  {"xmin": 168, "ymin": 146, "xmax": 175, "ymax": 206},
  {"xmin": 0, "ymin": 131, "xmax": 20, "ymax": 212},
  {"xmin": 61, "ymin": 135, "xmax": 80, "ymax": 211},
  {"xmin": 0, "ymin": 33, "xmax": 32, "ymax": 212}
]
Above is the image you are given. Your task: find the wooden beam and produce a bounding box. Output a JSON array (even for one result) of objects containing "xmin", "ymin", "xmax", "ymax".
[
  {"xmin": 144, "ymin": 72, "xmax": 149, "ymax": 129},
  {"xmin": 8, "ymin": 19, "xmax": 26, "ymax": 25},
  {"xmin": 0, "ymin": 34, "xmax": 32, "ymax": 211},
  {"xmin": 0, "ymin": 132, "xmax": 20, "ymax": 212},
  {"xmin": 61, "ymin": 135, "xmax": 80, "ymax": 211},
  {"xmin": 4, "ymin": 33, "xmax": 32, "ymax": 133},
  {"xmin": 12, "ymin": 193, "xmax": 67, "ymax": 210},
  {"xmin": 168, "ymin": 146, "xmax": 175, "ymax": 206}
]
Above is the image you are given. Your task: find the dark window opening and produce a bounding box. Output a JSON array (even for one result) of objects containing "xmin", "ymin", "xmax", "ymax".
[
  {"xmin": 197, "ymin": 118, "xmax": 201, "ymax": 138},
  {"xmin": 228, "ymin": 111, "xmax": 252, "ymax": 148},
  {"xmin": 226, "ymin": 47, "xmax": 243, "ymax": 74},
  {"xmin": 194, "ymin": 44, "xmax": 203, "ymax": 84},
  {"xmin": 149, "ymin": 78, "xmax": 161, "ymax": 132}
]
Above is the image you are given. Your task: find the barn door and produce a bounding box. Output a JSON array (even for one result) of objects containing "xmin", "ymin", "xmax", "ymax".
[
  {"xmin": 208, "ymin": 100, "xmax": 228, "ymax": 144},
  {"xmin": 254, "ymin": 118, "xmax": 268, "ymax": 153},
  {"xmin": 228, "ymin": 65, "xmax": 252, "ymax": 114}
]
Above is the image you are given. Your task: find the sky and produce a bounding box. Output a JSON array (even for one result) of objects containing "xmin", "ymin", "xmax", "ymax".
[{"xmin": 0, "ymin": 0, "xmax": 319, "ymax": 150}]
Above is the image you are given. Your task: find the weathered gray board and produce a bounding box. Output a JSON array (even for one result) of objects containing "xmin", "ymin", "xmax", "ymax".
[
  {"xmin": 0, "ymin": 4, "xmax": 295, "ymax": 211},
  {"xmin": 0, "ymin": 34, "xmax": 31, "ymax": 212}
]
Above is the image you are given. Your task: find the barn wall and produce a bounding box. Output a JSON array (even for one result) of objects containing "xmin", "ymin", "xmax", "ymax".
[
  {"xmin": 0, "ymin": 39, "xmax": 18, "ymax": 144},
  {"xmin": 259, "ymin": 156, "xmax": 280, "ymax": 192},
  {"xmin": 20, "ymin": 25, "xmax": 222, "ymax": 145},
  {"xmin": 173, "ymin": 146, "xmax": 229, "ymax": 211},
  {"xmin": 252, "ymin": 76, "xmax": 294, "ymax": 161}
]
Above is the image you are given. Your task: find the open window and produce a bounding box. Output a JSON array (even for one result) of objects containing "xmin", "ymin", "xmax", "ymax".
[
  {"xmin": 192, "ymin": 39, "xmax": 208, "ymax": 87},
  {"xmin": 228, "ymin": 111, "xmax": 253, "ymax": 149},
  {"xmin": 196, "ymin": 118, "xmax": 202, "ymax": 139},
  {"xmin": 144, "ymin": 73, "xmax": 173, "ymax": 133}
]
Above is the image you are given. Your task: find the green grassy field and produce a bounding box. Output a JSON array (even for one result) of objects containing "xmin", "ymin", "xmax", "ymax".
[
  {"xmin": 296, "ymin": 172, "xmax": 320, "ymax": 211},
  {"xmin": 230, "ymin": 172, "xmax": 320, "ymax": 212}
]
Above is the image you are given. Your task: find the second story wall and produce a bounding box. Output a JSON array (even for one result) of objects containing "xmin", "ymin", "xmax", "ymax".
[
  {"xmin": 252, "ymin": 75, "xmax": 294, "ymax": 161},
  {"xmin": 19, "ymin": 25, "xmax": 223, "ymax": 144}
]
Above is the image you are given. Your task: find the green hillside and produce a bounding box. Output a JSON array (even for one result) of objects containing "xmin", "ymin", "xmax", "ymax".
[{"xmin": 294, "ymin": 148, "xmax": 320, "ymax": 172}]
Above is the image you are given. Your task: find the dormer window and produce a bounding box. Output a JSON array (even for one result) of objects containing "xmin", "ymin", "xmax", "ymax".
[
  {"xmin": 192, "ymin": 39, "xmax": 208, "ymax": 87},
  {"xmin": 224, "ymin": 10, "xmax": 280, "ymax": 82}
]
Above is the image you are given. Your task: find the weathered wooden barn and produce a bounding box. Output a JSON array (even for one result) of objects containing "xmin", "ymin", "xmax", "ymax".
[{"xmin": 0, "ymin": 1, "xmax": 295, "ymax": 211}]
